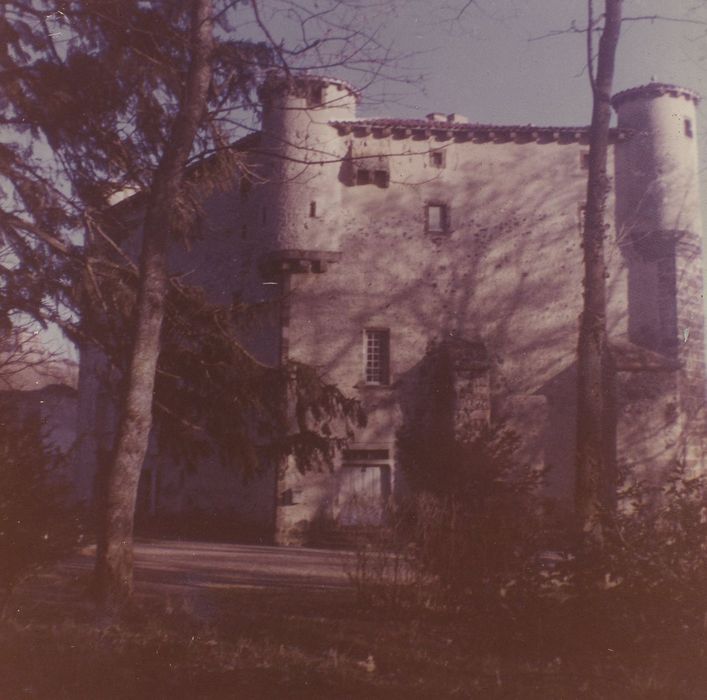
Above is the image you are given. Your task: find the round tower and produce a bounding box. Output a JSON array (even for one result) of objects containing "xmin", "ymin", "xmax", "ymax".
[
  {"xmin": 258, "ymin": 72, "xmax": 358, "ymax": 255},
  {"xmin": 613, "ymin": 83, "xmax": 701, "ymax": 241},
  {"xmin": 613, "ymin": 83, "xmax": 706, "ymax": 453}
]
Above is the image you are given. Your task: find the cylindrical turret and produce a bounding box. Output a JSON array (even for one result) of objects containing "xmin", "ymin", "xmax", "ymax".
[
  {"xmin": 613, "ymin": 82, "xmax": 705, "ymax": 422},
  {"xmin": 614, "ymin": 83, "xmax": 701, "ymax": 240},
  {"xmin": 258, "ymin": 73, "xmax": 357, "ymax": 253}
]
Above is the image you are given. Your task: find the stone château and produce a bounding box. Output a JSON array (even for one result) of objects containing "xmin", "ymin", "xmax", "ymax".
[{"xmin": 76, "ymin": 74, "xmax": 707, "ymax": 545}]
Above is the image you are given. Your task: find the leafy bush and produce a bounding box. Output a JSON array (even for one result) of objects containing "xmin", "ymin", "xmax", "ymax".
[
  {"xmin": 397, "ymin": 423, "xmax": 548, "ymax": 615},
  {"xmin": 0, "ymin": 403, "xmax": 82, "ymax": 617},
  {"xmin": 569, "ymin": 462, "xmax": 707, "ymax": 649}
]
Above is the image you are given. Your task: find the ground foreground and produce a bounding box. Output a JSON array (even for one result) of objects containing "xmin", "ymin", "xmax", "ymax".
[{"xmin": 1, "ymin": 540, "xmax": 706, "ymax": 699}]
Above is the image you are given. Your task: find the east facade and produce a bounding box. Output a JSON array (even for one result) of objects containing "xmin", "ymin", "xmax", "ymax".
[{"xmin": 75, "ymin": 74, "xmax": 707, "ymax": 545}]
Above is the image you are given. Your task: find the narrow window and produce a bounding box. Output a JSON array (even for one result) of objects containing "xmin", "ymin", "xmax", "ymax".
[
  {"xmin": 684, "ymin": 118, "xmax": 693, "ymax": 138},
  {"xmin": 578, "ymin": 204, "xmax": 586, "ymax": 232},
  {"xmin": 580, "ymin": 151, "xmax": 590, "ymax": 169},
  {"xmin": 657, "ymin": 255, "xmax": 678, "ymax": 350},
  {"xmin": 373, "ymin": 170, "xmax": 389, "ymax": 188},
  {"xmin": 309, "ymin": 201, "xmax": 317, "ymax": 218},
  {"xmin": 430, "ymin": 150, "xmax": 445, "ymax": 168},
  {"xmin": 309, "ymin": 85, "xmax": 323, "ymax": 107},
  {"xmin": 365, "ymin": 329, "xmax": 390, "ymax": 385},
  {"xmin": 426, "ymin": 203, "xmax": 449, "ymax": 234},
  {"xmin": 356, "ymin": 169, "xmax": 371, "ymax": 186}
]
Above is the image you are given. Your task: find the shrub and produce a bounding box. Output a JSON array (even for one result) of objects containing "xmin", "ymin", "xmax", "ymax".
[
  {"xmin": 397, "ymin": 423, "xmax": 548, "ymax": 616},
  {"xmin": 570, "ymin": 462, "xmax": 707, "ymax": 649},
  {"xmin": 0, "ymin": 403, "xmax": 82, "ymax": 618}
]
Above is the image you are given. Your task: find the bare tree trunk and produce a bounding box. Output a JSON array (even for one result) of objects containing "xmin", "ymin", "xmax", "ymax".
[
  {"xmin": 93, "ymin": 0, "xmax": 214, "ymax": 610},
  {"xmin": 575, "ymin": 0, "xmax": 622, "ymax": 547}
]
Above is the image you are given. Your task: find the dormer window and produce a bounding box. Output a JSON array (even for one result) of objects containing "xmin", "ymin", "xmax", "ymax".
[
  {"xmin": 351, "ymin": 153, "xmax": 390, "ymax": 188},
  {"xmin": 356, "ymin": 169, "xmax": 371, "ymax": 186},
  {"xmin": 354, "ymin": 167, "xmax": 389, "ymax": 188}
]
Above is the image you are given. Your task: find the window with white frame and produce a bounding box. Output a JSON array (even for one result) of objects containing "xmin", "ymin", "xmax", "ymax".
[
  {"xmin": 426, "ymin": 203, "xmax": 449, "ymax": 234},
  {"xmin": 364, "ymin": 329, "xmax": 390, "ymax": 385}
]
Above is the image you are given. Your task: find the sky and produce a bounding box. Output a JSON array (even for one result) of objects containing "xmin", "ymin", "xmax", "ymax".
[{"xmin": 354, "ymin": 0, "xmax": 707, "ymax": 129}]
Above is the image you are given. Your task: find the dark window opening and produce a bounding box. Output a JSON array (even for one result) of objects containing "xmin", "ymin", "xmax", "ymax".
[
  {"xmin": 685, "ymin": 118, "xmax": 693, "ymax": 138},
  {"xmin": 657, "ymin": 255, "xmax": 678, "ymax": 350},
  {"xmin": 356, "ymin": 169, "xmax": 371, "ymax": 185},
  {"xmin": 365, "ymin": 329, "xmax": 390, "ymax": 385},
  {"xmin": 373, "ymin": 170, "xmax": 389, "ymax": 187},
  {"xmin": 580, "ymin": 151, "xmax": 590, "ymax": 169},
  {"xmin": 309, "ymin": 201, "xmax": 317, "ymax": 218},
  {"xmin": 309, "ymin": 85, "xmax": 324, "ymax": 107},
  {"xmin": 430, "ymin": 150, "xmax": 445, "ymax": 168}
]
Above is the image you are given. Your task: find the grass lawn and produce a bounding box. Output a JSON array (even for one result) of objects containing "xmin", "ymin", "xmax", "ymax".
[{"xmin": 1, "ymin": 570, "xmax": 706, "ymax": 699}]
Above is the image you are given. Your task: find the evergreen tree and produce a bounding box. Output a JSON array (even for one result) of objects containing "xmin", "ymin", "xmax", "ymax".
[{"xmin": 1, "ymin": 0, "xmax": 398, "ymax": 609}]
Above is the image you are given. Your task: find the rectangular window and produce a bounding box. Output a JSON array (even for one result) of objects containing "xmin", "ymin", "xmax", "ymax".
[
  {"xmin": 578, "ymin": 204, "xmax": 586, "ymax": 232},
  {"xmin": 430, "ymin": 150, "xmax": 446, "ymax": 168},
  {"xmin": 309, "ymin": 201, "xmax": 317, "ymax": 218},
  {"xmin": 426, "ymin": 203, "xmax": 449, "ymax": 234},
  {"xmin": 310, "ymin": 85, "xmax": 323, "ymax": 106},
  {"xmin": 356, "ymin": 169, "xmax": 371, "ymax": 185},
  {"xmin": 685, "ymin": 118, "xmax": 693, "ymax": 138},
  {"xmin": 365, "ymin": 329, "xmax": 390, "ymax": 385},
  {"xmin": 373, "ymin": 170, "xmax": 389, "ymax": 188}
]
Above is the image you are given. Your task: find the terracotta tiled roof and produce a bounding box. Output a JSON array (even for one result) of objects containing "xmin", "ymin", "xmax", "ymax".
[
  {"xmin": 612, "ymin": 82, "xmax": 701, "ymax": 108},
  {"xmin": 331, "ymin": 119, "xmax": 629, "ymax": 142}
]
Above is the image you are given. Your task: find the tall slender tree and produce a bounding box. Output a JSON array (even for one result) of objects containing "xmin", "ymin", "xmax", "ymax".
[
  {"xmin": 575, "ymin": 0, "xmax": 622, "ymax": 547},
  {"xmin": 92, "ymin": 0, "xmax": 215, "ymax": 608}
]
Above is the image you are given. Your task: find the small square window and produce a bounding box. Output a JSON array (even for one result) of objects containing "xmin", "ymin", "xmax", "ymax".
[
  {"xmin": 356, "ymin": 169, "xmax": 371, "ymax": 185},
  {"xmin": 373, "ymin": 170, "xmax": 389, "ymax": 188},
  {"xmin": 365, "ymin": 329, "xmax": 390, "ymax": 385},
  {"xmin": 426, "ymin": 203, "xmax": 449, "ymax": 234},
  {"xmin": 430, "ymin": 150, "xmax": 445, "ymax": 168},
  {"xmin": 684, "ymin": 118, "xmax": 693, "ymax": 138}
]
